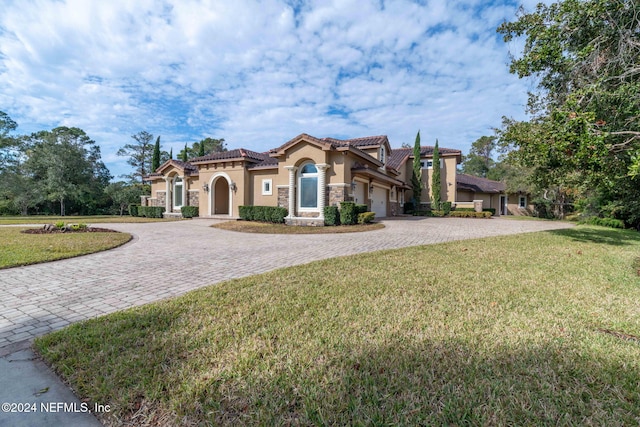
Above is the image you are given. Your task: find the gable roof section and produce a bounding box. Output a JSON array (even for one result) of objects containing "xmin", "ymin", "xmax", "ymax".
[
  {"xmin": 154, "ymin": 159, "xmax": 199, "ymax": 176},
  {"xmin": 270, "ymin": 133, "xmax": 334, "ymax": 156},
  {"xmin": 456, "ymin": 173, "xmax": 506, "ymax": 194}
]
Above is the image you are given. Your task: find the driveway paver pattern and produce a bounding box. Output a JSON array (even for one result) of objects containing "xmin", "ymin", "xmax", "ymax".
[{"xmin": 0, "ymin": 217, "xmax": 573, "ymax": 354}]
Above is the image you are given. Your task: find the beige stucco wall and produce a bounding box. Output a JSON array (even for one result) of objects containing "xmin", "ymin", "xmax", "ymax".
[
  {"xmin": 250, "ymin": 168, "xmax": 280, "ymax": 207},
  {"xmin": 507, "ymin": 193, "xmax": 534, "ymax": 216},
  {"xmin": 197, "ymin": 161, "xmax": 248, "ymax": 217},
  {"xmin": 404, "ymin": 154, "xmax": 458, "ymax": 205}
]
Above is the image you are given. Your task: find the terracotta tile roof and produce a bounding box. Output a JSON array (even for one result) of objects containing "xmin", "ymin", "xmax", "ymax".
[
  {"xmin": 324, "ymin": 135, "xmax": 389, "ymax": 148},
  {"xmin": 456, "ymin": 173, "xmax": 506, "ymax": 194},
  {"xmin": 191, "ymin": 149, "xmax": 269, "ymax": 163},
  {"xmin": 171, "ymin": 160, "xmax": 199, "ymax": 174},
  {"xmin": 387, "ymin": 148, "xmax": 412, "ymax": 170},
  {"xmin": 247, "ymin": 157, "xmax": 279, "ymax": 169},
  {"xmin": 419, "ymin": 146, "xmax": 461, "ymax": 156}
]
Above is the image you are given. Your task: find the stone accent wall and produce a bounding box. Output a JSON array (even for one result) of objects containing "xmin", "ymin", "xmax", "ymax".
[
  {"xmin": 286, "ymin": 217, "xmax": 324, "ymax": 226},
  {"xmin": 278, "ymin": 187, "xmax": 288, "ymax": 209},
  {"xmin": 188, "ymin": 190, "xmax": 199, "ymax": 207},
  {"xmin": 155, "ymin": 191, "xmax": 166, "ymax": 208},
  {"xmin": 328, "ymin": 186, "xmax": 348, "ymax": 207},
  {"xmin": 389, "ymin": 201, "xmax": 399, "ymax": 217},
  {"xmin": 298, "ymin": 211, "xmax": 320, "ymax": 218}
]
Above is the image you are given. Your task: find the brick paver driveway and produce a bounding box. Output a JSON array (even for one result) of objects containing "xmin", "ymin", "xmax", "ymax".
[{"xmin": 0, "ymin": 217, "xmax": 573, "ymax": 354}]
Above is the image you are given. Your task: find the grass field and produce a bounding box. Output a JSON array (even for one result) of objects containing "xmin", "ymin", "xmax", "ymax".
[
  {"xmin": 0, "ymin": 227, "xmax": 131, "ymax": 269},
  {"xmin": 0, "ymin": 215, "xmax": 177, "ymax": 225},
  {"xmin": 35, "ymin": 226, "xmax": 640, "ymax": 426}
]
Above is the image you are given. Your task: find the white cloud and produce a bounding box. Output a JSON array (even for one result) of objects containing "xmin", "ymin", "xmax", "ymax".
[{"xmin": 0, "ymin": 0, "xmax": 542, "ymax": 179}]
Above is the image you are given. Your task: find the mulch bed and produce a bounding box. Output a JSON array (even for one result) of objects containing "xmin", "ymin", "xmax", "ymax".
[{"xmin": 22, "ymin": 226, "xmax": 119, "ymax": 234}]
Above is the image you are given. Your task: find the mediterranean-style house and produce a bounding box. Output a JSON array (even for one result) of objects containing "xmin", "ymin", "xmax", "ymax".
[{"xmin": 143, "ymin": 133, "xmax": 508, "ymax": 224}]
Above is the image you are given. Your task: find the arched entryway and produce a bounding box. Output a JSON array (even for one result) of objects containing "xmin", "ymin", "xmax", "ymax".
[{"xmin": 210, "ymin": 174, "xmax": 231, "ymax": 216}]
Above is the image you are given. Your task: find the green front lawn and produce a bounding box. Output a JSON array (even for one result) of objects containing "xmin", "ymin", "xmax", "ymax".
[
  {"xmin": 0, "ymin": 227, "xmax": 131, "ymax": 269},
  {"xmin": 0, "ymin": 215, "xmax": 177, "ymax": 225},
  {"xmin": 35, "ymin": 226, "xmax": 640, "ymax": 426}
]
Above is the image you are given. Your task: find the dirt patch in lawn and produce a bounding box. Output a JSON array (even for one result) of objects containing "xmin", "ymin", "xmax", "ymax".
[{"xmin": 22, "ymin": 226, "xmax": 119, "ymax": 234}]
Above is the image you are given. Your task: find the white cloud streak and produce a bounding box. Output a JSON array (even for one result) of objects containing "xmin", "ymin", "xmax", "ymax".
[{"xmin": 1, "ymin": 0, "xmax": 542, "ymax": 178}]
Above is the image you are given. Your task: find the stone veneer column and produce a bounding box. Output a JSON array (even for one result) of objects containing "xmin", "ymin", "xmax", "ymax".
[
  {"xmin": 315, "ymin": 163, "xmax": 329, "ymax": 219},
  {"xmin": 285, "ymin": 166, "xmax": 297, "ymax": 218},
  {"xmin": 164, "ymin": 177, "xmax": 171, "ymax": 213}
]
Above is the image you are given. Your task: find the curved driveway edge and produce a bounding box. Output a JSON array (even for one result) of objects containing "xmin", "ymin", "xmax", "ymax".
[{"xmin": 0, "ymin": 217, "xmax": 573, "ymax": 352}]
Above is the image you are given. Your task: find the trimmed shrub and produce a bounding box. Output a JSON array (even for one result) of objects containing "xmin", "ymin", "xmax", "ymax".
[
  {"xmin": 269, "ymin": 207, "xmax": 288, "ymax": 223},
  {"xmin": 449, "ymin": 211, "xmax": 491, "ymax": 218},
  {"xmin": 181, "ymin": 206, "xmax": 199, "ymax": 218},
  {"xmin": 355, "ymin": 204, "xmax": 368, "ymax": 215},
  {"xmin": 239, "ymin": 206, "xmax": 287, "ymax": 223},
  {"xmin": 239, "ymin": 206, "xmax": 253, "ymax": 221},
  {"xmin": 412, "ymin": 210, "xmax": 432, "ymax": 217},
  {"xmin": 138, "ymin": 206, "xmax": 165, "ymax": 218},
  {"xmin": 324, "ymin": 206, "xmax": 340, "ymax": 226},
  {"xmin": 358, "ymin": 211, "xmax": 376, "ymax": 224},
  {"xmin": 484, "ymin": 208, "xmax": 496, "ymax": 216},
  {"xmin": 339, "ymin": 202, "xmax": 358, "ymax": 225},
  {"xmin": 431, "ymin": 210, "xmax": 446, "ymax": 217},
  {"xmin": 442, "ymin": 201, "xmax": 452, "ymax": 215},
  {"xmin": 129, "ymin": 204, "xmax": 140, "ymax": 217}
]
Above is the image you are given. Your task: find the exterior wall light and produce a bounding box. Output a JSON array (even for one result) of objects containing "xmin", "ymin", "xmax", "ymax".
[{"xmin": 202, "ymin": 183, "xmax": 209, "ymax": 192}]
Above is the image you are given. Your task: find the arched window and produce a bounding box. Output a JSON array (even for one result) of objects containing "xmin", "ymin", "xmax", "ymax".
[
  {"xmin": 298, "ymin": 163, "xmax": 318, "ymax": 210},
  {"xmin": 174, "ymin": 177, "xmax": 183, "ymax": 208}
]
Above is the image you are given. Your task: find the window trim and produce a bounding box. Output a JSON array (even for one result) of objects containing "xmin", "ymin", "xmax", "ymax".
[
  {"xmin": 420, "ymin": 158, "xmax": 444, "ymax": 169},
  {"xmin": 261, "ymin": 179, "xmax": 273, "ymax": 196},
  {"xmin": 298, "ymin": 162, "xmax": 319, "ymax": 212},
  {"xmin": 173, "ymin": 177, "xmax": 183, "ymax": 209},
  {"xmin": 518, "ymin": 195, "xmax": 527, "ymax": 209}
]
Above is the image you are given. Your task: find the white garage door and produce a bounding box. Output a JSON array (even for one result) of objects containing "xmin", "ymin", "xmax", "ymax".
[{"xmin": 371, "ymin": 186, "xmax": 387, "ymax": 218}]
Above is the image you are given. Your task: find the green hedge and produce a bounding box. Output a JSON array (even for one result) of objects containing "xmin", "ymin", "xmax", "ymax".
[
  {"xmin": 324, "ymin": 206, "xmax": 340, "ymax": 226},
  {"xmin": 358, "ymin": 212, "xmax": 375, "ymax": 224},
  {"xmin": 138, "ymin": 206, "xmax": 165, "ymax": 218},
  {"xmin": 454, "ymin": 207, "xmax": 496, "ymax": 215},
  {"xmin": 129, "ymin": 204, "xmax": 140, "ymax": 217},
  {"xmin": 239, "ymin": 206, "xmax": 287, "ymax": 223},
  {"xmin": 181, "ymin": 206, "xmax": 199, "ymax": 218},
  {"xmin": 340, "ymin": 202, "xmax": 358, "ymax": 225},
  {"xmin": 580, "ymin": 217, "xmax": 625, "ymax": 229},
  {"xmin": 412, "ymin": 210, "xmax": 432, "ymax": 217},
  {"xmin": 449, "ymin": 211, "xmax": 492, "ymax": 218}
]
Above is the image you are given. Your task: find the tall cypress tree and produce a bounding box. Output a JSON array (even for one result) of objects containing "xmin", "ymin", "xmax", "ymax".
[
  {"xmin": 152, "ymin": 136, "xmax": 161, "ymax": 171},
  {"xmin": 198, "ymin": 140, "xmax": 205, "ymax": 157},
  {"xmin": 411, "ymin": 131, "xmax": 422, "ymax": 206},
  {"xmin": 180, "ymin": 143, "xmax": 188, "ymax": 162},
  {"xmin": 169, "ymin": 147, "xmax": 173, "ymax": 159},
  {"xmin": 431, "ymin": 139, "xmax": 441, "ymax": 209}
]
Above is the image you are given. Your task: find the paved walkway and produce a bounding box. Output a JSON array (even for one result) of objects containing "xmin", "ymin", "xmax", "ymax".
[
  {"xmin": 0, "ymin": 217, "xmax": 573, "ymax": 353},
  {"xmin": 0, "ymin": 217, "xmax": 573, "ymax": 426}
]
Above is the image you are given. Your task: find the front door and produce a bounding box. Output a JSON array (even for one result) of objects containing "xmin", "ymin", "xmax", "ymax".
[{"xmin": 213, "ymin": 178, "xmax": 229, "ymax": 215}]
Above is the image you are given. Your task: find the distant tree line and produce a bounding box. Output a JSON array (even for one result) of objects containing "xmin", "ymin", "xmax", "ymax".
[{"xmin": 0, "ymin": 111, "xmax": 225, "ymax": 216}]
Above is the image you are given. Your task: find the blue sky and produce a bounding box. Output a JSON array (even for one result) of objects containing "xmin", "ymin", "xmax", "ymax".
[{"xmin": 0, "ymin": 0, "xmax": 542, "ymax": 180}]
